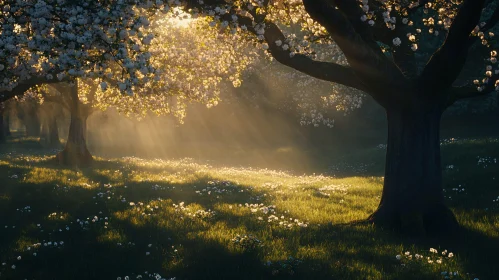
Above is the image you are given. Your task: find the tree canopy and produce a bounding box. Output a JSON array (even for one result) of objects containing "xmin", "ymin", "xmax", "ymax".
[
  {"xmin": 0, "ymin": 0, "xmax": 168, "ymax": 102},
  {"xmin": 180, "ymin": 0, "xmax": 499, "ymax": 107},
  {"xmin": 1, "ymin": 1, "xmax": 259, "ymax": 121}
]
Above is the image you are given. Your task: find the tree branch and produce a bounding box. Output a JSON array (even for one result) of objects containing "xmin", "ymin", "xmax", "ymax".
[
  {"xmin": 303, "ymin": 0, "xmax": 409, "ymax": 105},
  {"xmin": 420, "ymin": 0, "xmax": 487, "ymax": 92},
  {"xmin": 42, "ymin": 93, "xmax": 69, "ymax": 110},
  {"xmin": 0, "ymin": 76, "xmax": 65, "ymax": 103},
  {"xmin": 185, "ymin": 0, "xmax": 370, "ymax": 93},
  {"xmin": 482, "ymin": 2, "xmax": 499, "ymax": 32},
  {"xmin": 366, "ymin": 1, "xmax": 421, "ymax": 77},
  {"xmin": 333, "ymin": 0, "xmax": 384, "ymax": 57},
  {"xmin": 48, "ymin": 83, "xmax": 73, "ymax": 110},
  {"xmin": 262, "ymin": 22, "xmax": 368, "ymax": 92},
  {"xmin": 466, "ymin": 2, "xmax": 499, "ymax": 49},
  {"xmin": 184, "ymin": 0, "xmax": 410, "ymax": 106},
  {"xmin": 446, "ymin": 84, "xmax": 495, "ymax": 107}
]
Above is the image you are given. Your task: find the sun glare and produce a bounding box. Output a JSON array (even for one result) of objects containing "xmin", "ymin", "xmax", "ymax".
[
  {"xmin": 173, "ymin": 16, "xmax": 193, "ymax": 28},
  {"xmin": 169, "ymin": 8, "xmax": 194, "ymax": 28}
]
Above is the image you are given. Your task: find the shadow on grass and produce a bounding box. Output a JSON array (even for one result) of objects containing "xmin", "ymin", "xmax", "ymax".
[
  {"xmin": 0, "ymin": 139, "xmax": 498, "ymax": 279},
  {"xmin": 0, "ymin": 160, "xmax": 267, "ymax": 279},
  {"xmin": 323, "ymin": 137, "xmax": 499, "ymax": 178}
]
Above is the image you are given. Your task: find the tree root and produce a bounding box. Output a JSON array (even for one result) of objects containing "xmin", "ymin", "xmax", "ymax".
[
  {"xmin": 56, "ymin": 144, "xmax": 93, "ymax": 167},
  {"xmin": 368, "ymin": 204, "xmax": 460, "ymax": 236}
]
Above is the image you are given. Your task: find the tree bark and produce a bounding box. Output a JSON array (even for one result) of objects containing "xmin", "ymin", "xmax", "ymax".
[
  {"xmin": 48, "ymin": 115, "xmax": 60, "ymax": 148},
  {"xmin": 368, "ymin": 106, "xmax": 459, "ymax": 235},
  {"xmin": 40, "ymin": 114, "xmax": 61, "ymax": 149},
  {"xmin": 56, "ymin": 82, "xmax": 93, "ymax": 166},
  {"xmin": 41, "ymin": 119, "xmax": 48, "ymax": 141},
  {"xmin": 57, "ymin": 110, "xmax": 92, "ymax": 166},
  {"xmin": 0, "ymin": 113, "xmax": 5, "ymax": 144},
  {"xmin": 25, "ymin": 110, "xmax": 41, "ymax": 137},
  {"xmin": 4, "ymin": 115, "xmax": 11, "ymax": 137}
]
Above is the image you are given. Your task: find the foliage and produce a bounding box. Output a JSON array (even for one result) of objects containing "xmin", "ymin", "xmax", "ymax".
[
  {"xmin": 90, "ymin": 15, "xmax": 259, "ymax": 120},
  {"xmin": 4, "ymin": 0, "xmax": 499, "ymax": 124},
  {"xmin": 233, "ymin": 62, "xmax": 365, "ymax": 128},
  {"xmin": 9, "ymin": 11, "xmax": 260, "ymax": 122},
  {"xmin": 182, "ymin": 0, "xmax": 499, "ymax": 112},
  {"xmin": 0, "ymin": 0, "xmax": 170, "ymax": 98}
]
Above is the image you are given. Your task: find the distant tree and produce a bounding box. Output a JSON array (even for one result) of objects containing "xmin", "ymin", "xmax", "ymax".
[
  {"xmin": 3, "ymin": 110, "xmax": 11, "ymax": 137},
  {"xmin": 183, "ymin": 0, "xmax": 499, "ymax": 234},
  {"xmin": 0, "ymin": 100, "xmax": 14, "ymax": 142},
  {"xmin": 15, "ymin": 91, "xmax": 42, "ymax": 137},
  {"xmin": 39, "ymin": 101, "xmax": 63, "ymax": 149},
  {"xmin": 0, "ymin": 102, "xmax": 6, "ymax": 143}
]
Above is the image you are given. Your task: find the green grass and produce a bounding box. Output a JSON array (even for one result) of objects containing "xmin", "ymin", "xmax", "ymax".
[{"xmin": 0, "ymin": 137, "xmax": 498, "ymax": 280}]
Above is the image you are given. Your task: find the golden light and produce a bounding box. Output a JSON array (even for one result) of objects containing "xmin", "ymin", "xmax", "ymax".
[{"xmin": 169, "ymin": 8, "xmax": 194, "ymax": 28}]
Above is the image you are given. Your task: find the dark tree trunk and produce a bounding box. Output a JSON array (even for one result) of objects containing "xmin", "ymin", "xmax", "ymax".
[
  {"xmin": 41, "ymin": 120, "xmax": 49, "ymax": 140},
  {"xmin": 82, "ymin": 116, "xmax": 88, "ymax": 140},
  {"xmin": 25, "ymin": 111, "xmax": 41, "ymax": 137},
  {"xmin": 0, "ymin": 113, "xmax": 5, "ymax": 144},
  {"xmin": 41, "ymin": 114, "xmax": 61, "ymax": 149},
  {"xmin": 57, "ymin": 114, "xmax": 92, "ymax": 166},
  {"xmin": 56, "ymin": 82, "xmax": 93, "ymax": 166},
  {"xmin": 4, "ymin": 115, "xmax": 11, "ymax": 137},
  {"xmin": 368, "ymin": 106, "xmax": 459, "ymax": 235},
  {"xmin": 48, "ymin": 116, "xmax": 61, "ymax": 148}
]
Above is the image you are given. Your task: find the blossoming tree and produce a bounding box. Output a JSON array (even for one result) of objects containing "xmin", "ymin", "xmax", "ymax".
[
  {"xmin": 1, "ymin": 0, "xmax": 255, "ymax": 165},
  {"xmin": 0, "ymin": 0, "xmax": 169, "ymax": 102},
  {"xmin": 0, "ymin": 0, "xmax": 163, "ymax": 155},
  {"xmin": 39, "ymin": 101, "xmax": 63, "ymax": 149},
  {"xmin": 26, "ymin": 14, "xmax": 255, "ymax": 166},
  {"xmin": 184, "ymin": 0, "xmax": 499, "ymax": 234}
]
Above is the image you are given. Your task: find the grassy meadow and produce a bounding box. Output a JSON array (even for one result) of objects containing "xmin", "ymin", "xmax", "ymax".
[{"xmin": 0, "ymin": 136, "xmax": 498, "ymax": 280}]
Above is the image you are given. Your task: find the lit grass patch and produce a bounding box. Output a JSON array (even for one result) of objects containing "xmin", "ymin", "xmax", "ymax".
[
  {"xmin": 454, "ymin": 209, "xmax": 499, "ymax": 238},
  {"xmin": 23, "ymin": 167, "xmax": 91, "ymax": 187},
  {"xmin": 97, "ymin": 229, "xmax": 127, "ymax": 244},
  {"xmin": 0, "ymin": 139, "xmax": 497, "ymax": 280}
]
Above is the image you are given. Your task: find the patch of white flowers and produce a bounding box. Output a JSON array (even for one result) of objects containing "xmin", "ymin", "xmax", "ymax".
[
  {"xmin": 395, "ymin": 248, "xmax": 481, "ymax": 279},
  {"xmin": 317, "ymin": 184, "xmax": 349, "ymax": 197},
  {"xmin": 476, "ymin": 156, "xmax": 497, "ymax": 168},
  {"xmin": 117, "ymin": 273, "xmax": 176, "ymax": 280},
  {"xmin": 230, "ymin": 234, "xmax": 263, "ymax": 251}
]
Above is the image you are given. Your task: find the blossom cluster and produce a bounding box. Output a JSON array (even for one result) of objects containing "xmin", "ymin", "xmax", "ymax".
[
  {"xmin": 0, "ymin": 0, "xmax": 175, "ymax": 95},
  {"xmin": 86, "ymin": 14, "xmax": 258, "ymax": 121}
]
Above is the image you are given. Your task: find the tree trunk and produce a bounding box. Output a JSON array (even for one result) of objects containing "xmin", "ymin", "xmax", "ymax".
[
  {"xmin": 41, "ymin": 114, "xmax": 61, "ymax": 149},
  {"xmin": 0, "ymin": 113, "xmax": 5, "ymax": 144},
  {"xmin": 56, "ymin": 82, "xmax": 93, "ymax": 166},
  {"xmin": 4, "ymin": 115, "xmax": 11, "ymax": 137},
  {"xmin": 41, "ymin": 120, "xmax": 49, "ymax": 140},
  {"xmin": 25, "ymin": 111, "xmax": 41, "ymax": 137},
  {"xmin": 368, "ymin": 107, "xmax": 459, "ymax": 235},
  {"xmin": 48, "ymin": 116, "xmax": 61, "ymax": 148},
  {"xmin": 57, "ymin": 114, "xmax": 92, "ymax": 166},
  {"xmin": 82, "ymin": 116, "xmax": 88, "ymax": 140}
]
